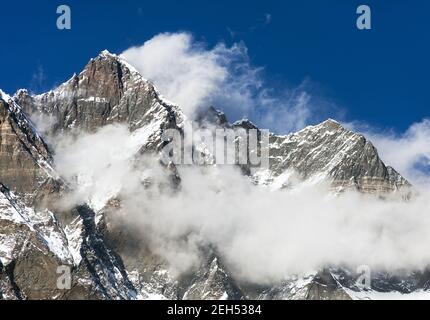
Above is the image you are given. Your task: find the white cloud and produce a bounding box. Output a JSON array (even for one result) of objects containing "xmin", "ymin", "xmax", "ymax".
[
  {"xmin": 121, "ymin": 32, "xmax": 319, "ymax": 133},
  {"xmin": 52, "ymin": 123, "xmax": 430, "ymax": 285},
  {"xmin": 52, "ymin": 124, "xmax": 164, "ymax": 211},
  {"xmin": 121, "ymin": 33, "xmax": 228, "ymax": 117},
  {"xmin": 30, "ymin": 64, "xmax": 46, "ymax": 93}
]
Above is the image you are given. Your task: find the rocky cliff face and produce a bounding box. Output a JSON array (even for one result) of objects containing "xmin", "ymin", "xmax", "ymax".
[
  {"xmin": 0, "ymin": 86, "xmax": 142, "ymax": 300},
  {"xmin": 200, "ymin": 106, "xmax": 409, "ymax": 194},
  {"xmin": 0, "ymin": 91, "xmax": 53, "ymax": 197},
  {"xmin": 255, "ymin": 119, "xmax": 410, "ymax": 193},
  {"xmin": 0, "ymin": 50, "xmax": 424, "ymax": 300},
  {"xmin": 14, "ymin": 51, "xmax": 182, "ymax": 138}
]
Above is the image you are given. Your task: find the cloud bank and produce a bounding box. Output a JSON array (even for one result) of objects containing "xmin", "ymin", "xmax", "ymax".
[{"xmin": 51, "ymin": 123, "xmax": 430, "ymax": 285}]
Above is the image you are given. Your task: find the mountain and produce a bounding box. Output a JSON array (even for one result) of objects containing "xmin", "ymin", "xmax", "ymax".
[
  {"xmin": 200, "ymin": 106, "xmax": 410, "ymax": 194},
  {"xmin": 256, "ymin": 118, "xmax": 409, "ymax": 193},
  {"xmin": 0, "ymin": 90, "xmax": 54, "ymax": 197},
  {"xmin": 0, "ymin": 89, "xmax": 142, "ymax": 299},
  {"xmin": 14, "ymin": 50, "xmax": 182, "ymax": 138},
  {"xmin": 0, "ymin": 50, "xmax": 424, "ymax": 300}
]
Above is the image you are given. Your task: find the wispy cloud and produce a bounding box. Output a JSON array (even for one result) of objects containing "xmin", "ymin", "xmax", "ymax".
[
  {"xmin": 264, "ymin": 13, "xmax": 272, "ymax": 25},
  {"xmin": 121, "ymin": 32, "xmax": 333, "ymax": 133},
  {"xmin": 30, "ymin": 64, "xmax": 46, "ymax": 93}
]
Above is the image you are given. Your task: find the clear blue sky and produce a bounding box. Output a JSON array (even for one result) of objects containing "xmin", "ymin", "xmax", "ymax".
[{"xmin": 0, "ymin": 0, "xmax": 428, "ymax": 132}]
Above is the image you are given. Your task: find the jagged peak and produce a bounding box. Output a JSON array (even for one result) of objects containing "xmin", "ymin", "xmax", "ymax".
[
  {"xmin": 322, "ymin": 118, "xmax": 340, "ymax": 125},
  {"xmin": 13, "ymin": 88, "xmax": 29, "ymax": 99},
  {"xmin": 233, "ymin": 118, "xmax": 259, "ymax": 130},
  {"xmin": 295, "ymin": 118, "xmax": 346, "ymax": 136},
  {"xmin": 0, "ymin": 89, "xmax": 11, "ymax": 101},
  {"xmin": 86, "ymin": 49, "xmax": 148, "ymax": 85},
  {"xmin": 316, "ymin": 118, "xmax": 342, "ymax": 129},
  {"xmin": 90, "ymin": 49, "xmax": 119, "ymax": 62},
  {"xmin": 100, "ymin": 49, "xmax": 114, "ymax": 56},
  {"xmin": 207, "ymin": 106, "xmax": 223, "ymax": 116},
  {"xmin": 87, "ymin": 50, "xmax": 128, "ymax": 72},
  {"xmin": 89, "ymin": 50, "xmax": 121, "ymax": 66},
  {"xmin": 196, "ymin": 106, "xmax": 229, "ymax": 126},
  {"xmin": 96, "ymin": 51, "xmax": 183, "ymax": 110}
]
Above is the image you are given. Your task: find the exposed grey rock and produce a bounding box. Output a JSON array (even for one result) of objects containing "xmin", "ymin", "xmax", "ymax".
[
  {"xmin": 261, "ymin": 119, "xmax": 410, "ymax": 193},
  {"xmin": 14, "ymin": 51, "xmax": 182, "ymax": 139},
  {"xmin": 0, "ymin": 87, "xmax": 138, "ymax": 299},
  {"xmin": 0, "ymin": 94, "xmax": 53, "ymax": 197},
  {"xmin": 194, "ymin": 107, "xmax": 410, "ymax": 193},
  {"xmin": 257, "ymin": 270, "xmax": 351, "ymax": 300},
  {"xmin": 182, "ymin": 257, "xmax": 245, "ymax": 300}
]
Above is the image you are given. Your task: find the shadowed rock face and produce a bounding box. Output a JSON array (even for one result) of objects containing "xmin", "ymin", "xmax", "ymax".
[
  {"xmin": 181, "ymin": 257, "xmax": 245, "ymax": 300},
  {"xmin": 0, "ymin": 183, "xmax": 67, "ymax": 299},
  {"xmin": 0, "ymin": 97, "xmax": 51, "ymax": 196},
  {"xmin": 14, "ymin": 51, "xmax": 181, "ymax": 135},
  {"xmin": 257, "ymin": 270, "xmax": 352, "ymax": 300},
  {"xmin": 263, "ymin": 119, "xmax": 410, "ymax": 193},
  {"xmin": 0, "ymin": 50, "xmax": 423, "ymax": 300},
  {"xmin": 0, "ymin": 75, "xmax": 144, "ymax": 299},
  {"xmin": 202, "ymin": 110, "xmax": 410, "ymax": 194},
  {"xmin": 0, "ymin": 181, "xmax": 139, "ymax": 300}
]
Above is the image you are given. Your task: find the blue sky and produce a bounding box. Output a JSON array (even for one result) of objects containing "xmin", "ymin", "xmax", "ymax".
[{"xmin": 0, "ymin": 0, "xmax": 429, "ymax": 133}]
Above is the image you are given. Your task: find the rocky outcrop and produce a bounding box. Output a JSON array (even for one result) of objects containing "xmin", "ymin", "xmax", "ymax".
[
  {"xmin": 182, "ymin": 257, "xmax": 245, "ymax": 300},
  {"xmin": 260, "ymin": 119, "xmax": 410, "ymax": 193},
  {"xmin": 0, "ymin": 92, "xmax": 53, "ymax": 196},
  {"xmin": 198, "ymin": 108, "xmax": 410, "ymax": 194},
  {"xmin": 14, "ymin": 51, "xmax": 182, "ymax": 139},
  {"xmin": 258, "ymin": 270, "xmax": 352, "ymax": 300},
  {"xmin": 0, "ymin": 86, "xmax": 140, "ymax": 299},
  {"xmin": 0, "ymin": 183, "xmax": 71, "ymax": 299},
  {"xmin": 0, "ymin": 182, "xmax": 138, "ymax": 300}
]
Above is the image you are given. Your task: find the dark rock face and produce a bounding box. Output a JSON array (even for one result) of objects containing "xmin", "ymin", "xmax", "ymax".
[
  {"xmin": 200, "ymin": 109, "xmax": 410, "ymax": 193},
  {"xmin": 64, "ymin": 204, "xmax": 137, "ymax": 300},
  {"xmin": 182, "ymin": 257, "xmax": 245, "ymax": 300},
  {"xmin": 0, "ymin": 96, "xmax": 52, "ymax": 196},
  {"xmin": 0, "ymin": 183, "xmax": 68, "ymax": 299},
  {"xmin": 0, "ymin": 181, "xmax": 138, "ymax": 300},
  {"xmin": 0, "ymin": 50, "xmax": 423, "ymax": 300},
  {"xmin": 196, "ymin": 106, "xmax": 229, "ymax": 127},
  {"xmin": 257, "ymin": 270, "xmax": 353, "ymax": 300},
  {"xmin": 256, "ymin": 267, "xmax": 430, "ymax": 300},
  {"xmin": 0, "ymin": 85, "xmax": 140, "ymax": 299},
  {"xmin": 261, "ymin": 119, "xmax": 410, "ymax": 193},
  {"xmin": 14, "ymin": 51, "xmax": 181, "ymax": 136}
]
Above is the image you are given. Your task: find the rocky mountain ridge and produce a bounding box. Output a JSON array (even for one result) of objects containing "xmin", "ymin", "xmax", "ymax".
[{"xmin": 0, "ymin": 51, "xmax": 425, "ymax": 300}]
